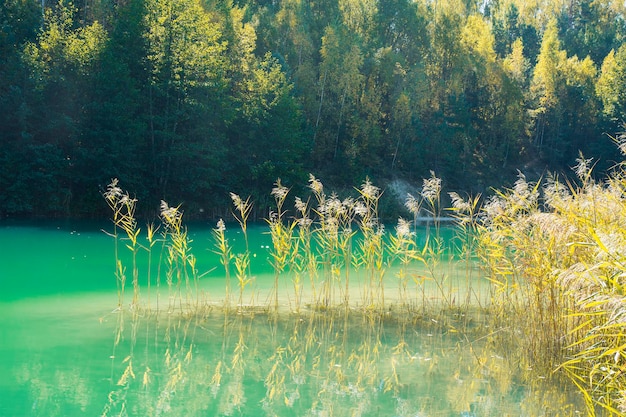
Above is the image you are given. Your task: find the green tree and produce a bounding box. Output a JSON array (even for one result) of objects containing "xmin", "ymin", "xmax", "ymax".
[
  {"xmin": 503, "ymin": 38, "xmax": 530, "ymax": 84},
  {"xmin": 70, "ymin": 0, "xmax": 149, "ymax": 214},
  {"xmin": 0, "ymin": 0, "xmax": 40, "ymax": 143},
  {"xmin": 531, "ymin": 19, "xmax": 602, "ymax": 166},
  {"xmin": 597, "ymin": 45, "xmax": 626, "ymax": 122},
  {"xmin": 375, "ymin": 0, "xmax": 428, "ymax": 62},
  {"xmin": 490, "ymin": 1, "xmax": 540, "ymax": 64},
  {"xmin": 338, "ymin": 0, "xmax": 377, "ymax": 40},
  {"xmin": 144, "ymin": 0, "xmax": 229, "ymax": 205},
  {"xmin": 492, "ymin": 3, "xmax": 521, "ymax": 58},
  {"xmin": 309, "ymin": 25, "xmax": 366, "ymax": 180},
  {"xmin": 530, "ymin": 18, "xmax": 567, "ymax": 159},
  {"xmin": 11, "ymin": 1, "xmax": 108, "ymax": 215},
  {"xmin": 417, "ymin": 2, "xmax": 468, "ymax": 180},
  {"xmin": 226, "ymin": 52, "xmax": 309, "ymax": 205},
  {"xmin": 557, "ymin": 0, "xmax": 626, "ymax": 66}
]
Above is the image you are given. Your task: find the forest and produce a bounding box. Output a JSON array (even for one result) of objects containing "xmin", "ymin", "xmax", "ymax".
[{"xmin": 1, "ymin": 0, "xmax": 626, "ymax": 218}]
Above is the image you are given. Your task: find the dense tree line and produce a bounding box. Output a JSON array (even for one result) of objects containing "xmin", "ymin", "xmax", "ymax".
[{"xmin": 1, "ymin": 0, "xmax": 625, "ymax": 218}]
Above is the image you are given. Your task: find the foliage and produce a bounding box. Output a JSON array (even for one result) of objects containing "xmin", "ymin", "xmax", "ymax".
[
  {"xmin": 597, "ymin": 44, "xmax": 626, "ymax": 122},
  {"xmin": 470, "ymin": 150, "xmax": 626, "ymax": 415},
  {"xmin": 103, "ymin": 151, "xmax": 626, "ymax": 413},
  {"xmin": 2, "ymin": 0, "xmax": 626, "ymax": 217},
  {"xmin": 102, "ymin": 174, "xmax": 448, "ymax": 315}
]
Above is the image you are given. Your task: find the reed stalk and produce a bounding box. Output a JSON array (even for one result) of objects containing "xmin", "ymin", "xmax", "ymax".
[
  {"xmin": 308, "ymin": 175, "xmax": 335, "ymax": 308},
  {"xmin": 213, "ymin": 219, "xmax": 233, "ymax": 311},
  {"xmin": 103, "ymin": 179, "xmax": 140, "ymax": 309},
  {"xmin": 422, "ymin": 171, "xmax": 442, "ymax": 242},
  {"xmin": 387, "ymin": 217, "xmax": 421, "ymax": 310},
  {"xmin": 447, "ymin": 192, "xmax": 482, "ymax": 309},
  {"xmin": 421, "ymin": 172, "xmax": 454, "ymax": 309},
  {"xmin": 160, "ymin": 201, "xmax": 195, "ymax": 313},
  {"xmin": 294, "ymin": 196, "xmax": 317, "ymax": 310},
  {"xmin": 354, "ymin": 179, "xmax": 385, "ymax": 310},
  {"xmin": 267, "ymin": 179, "xmax": 295, "ymax": 312},
  {"xmin": 230, "ymin": 193, "xmax": 253, "ymax": 311},
  {"xmin": 144, "ymin": 223, "xmax": 158, "ymax": 312}
]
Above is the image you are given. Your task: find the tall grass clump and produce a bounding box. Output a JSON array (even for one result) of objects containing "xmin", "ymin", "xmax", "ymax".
[
  {"xmin": 474, "ymin": 172, "xmax": 559, "ymax": 364},
  {"xmin": 291, "ymin": 195, "xmax": 316, "ymax": 311},
  {"xmin": 387, "ymin": 217, "xmax": 420, "ymax": 308},
  {"xmin": 160, "ymin": 201, "xmax": 203, "ymax": 313},
  {"xmin": 419, "ymin": 171, "xmax": 453, "ymax": 307},
  {"xmin": 229, "ymin": 193, "xmax": 254, "ymax": 310},
  {"xmin": 213, "ymin": 219, "xmax": 232, "ymax": 310},
  {"xmin": 307, "ymin": 175, "xmax": 355, "ymax": 309},
  {"xmin": 105, "ymin": 173, "xmax": 465, "ymax": 317},
  {"xmin": 267, "ymin": 180, "xmax": 296, "ymax": 312},
  {"xmin": 354, "ymin": 179, "xmax": 386, "ymax": 310},
  {"xmin": 102, "ymin": 166, "xmax": 626, "ymax": 414},
  {"xmin": 447, "ymin": 191, "xmax": 482, "ymax": 308},
  {"xmin": 103, "ymin": 179, "xmax": 209, "ymax": 315},
  {"xmin": 103, "ymin": 179, "xmax": 140, "ymax": 309},
  {"xmin": 473, "ymin": 150, "xmax": 626, "ymax": 415}
]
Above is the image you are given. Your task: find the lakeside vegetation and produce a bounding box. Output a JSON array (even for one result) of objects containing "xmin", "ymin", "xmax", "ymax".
[
  {"xmin": 3, "ymin": 0, "xmax": 626, "ymax": 412},
  {"xmin": 2, "ymin": 0, "xmax": 626, "ymax": 217},
  {"xmin": 104, "ymin": 149, "xmax": 626, "ymax": 415}
]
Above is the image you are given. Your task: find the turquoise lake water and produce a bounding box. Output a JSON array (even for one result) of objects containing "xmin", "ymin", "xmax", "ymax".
[{"xmin": 0, "ymin": 221, "xmax": 588, "ymax": 416}]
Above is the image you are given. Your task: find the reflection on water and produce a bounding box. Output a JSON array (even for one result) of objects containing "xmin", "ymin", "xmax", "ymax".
[
  {"xmin": 0, "ymin": 223, "xmax": 587, "ymax": 416},
  {"xmin": 0, "ymin": 294, "xmax": 585, "ymax": 417},
  {"xmin": 99, "ymin": 309, "xmax": 585, "ymax": 417}
]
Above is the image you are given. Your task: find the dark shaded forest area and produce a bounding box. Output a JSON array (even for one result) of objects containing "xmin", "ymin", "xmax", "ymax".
[{"xmin": 1, "ymin": 0, "xmax": 625, "ymax": 218}]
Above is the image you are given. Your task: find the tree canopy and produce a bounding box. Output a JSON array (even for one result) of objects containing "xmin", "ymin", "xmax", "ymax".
[{"xmin": 1, "ymin": 0, "xmax": 625, "ymax": 218}]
